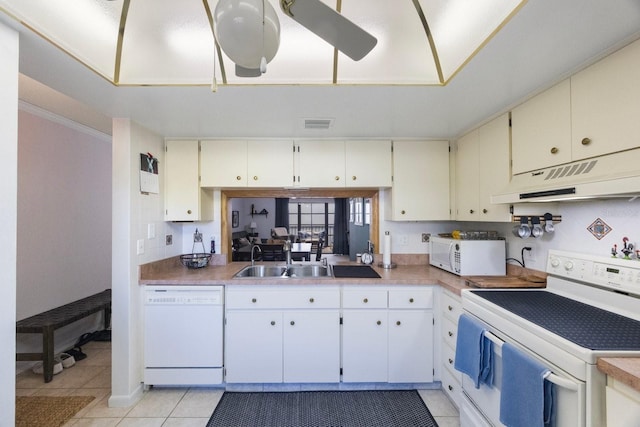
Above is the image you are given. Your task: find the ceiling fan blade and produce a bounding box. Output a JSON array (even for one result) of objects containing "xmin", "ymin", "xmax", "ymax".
[
  {"xmin": 235, "ymin": 64, "xmax": 262, "ymax": 77},
  {"xmin": 281, "ymin": 0, "xmax": 377, "ymax": 61}
]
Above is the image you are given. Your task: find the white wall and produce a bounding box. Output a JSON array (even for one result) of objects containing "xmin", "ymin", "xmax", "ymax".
[
  {"xmin": 110, "ymin": 119, "xmax": 183, "ymax": 407},
  {"xmin": 0, "ymin": 21, "xmax": 18, "ymax": 427}
]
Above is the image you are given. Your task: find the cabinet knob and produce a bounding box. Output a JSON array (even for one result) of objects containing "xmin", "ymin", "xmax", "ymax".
[
  {"xmin": 335, "ymin": 176, "xmax": 340, "ymax": 181},
  {"xmin": 448, "ymin": 331, "xmax": 454, "ymax": 337},
  {"xmin": 376, "ymin": 320, "xmax": 382, "ymax": 325},
  {"xmin": 448, "ymin": 358, "xmax": 453, "ymax": 364},
  {"xmin": 469, "ymin": 209, "xmax": 474, "ymax": 214},
  {"xmin": 309, "ymin": 298, "xmax": 315, "ymax": 303},
  {"xmin": 550, "ymin": 147, "xmax": 559, "ymax": 154},
  {"xmin": 581, "ymin": 137, "xmax": 591, "ymax": 145},
  {"xmin": 482, "ymin": 209, "xmax": 488, "ymax": 214},
  {"xmin": 187, "ymin": 210, "xmax": 192, "ymax": 215},
  {"xmin": 409, "ymin": 298, "xmax": 414, "ymax": 303},
  {"xmin": 251, "ymin": 298, "xmax": 257, "ymax": 303},
  {"xmin": 401, "ymin": 210, "xmax": 406, "ymax": 215},
  {"xmin": 236, "ymin": 176, "xmax": 242, "ymax": 181},
  {"xmin": 396, "ymin": 321, "xmax": 401, "ymax": 326},
  {"xmin": 447, "ymin": 305, "xmax": 453, "ymax": 311},
  {"xmin": 290, "ymin": 321, "xmax": 295, "ymax": 326},
  {"xmin": 363, "ymin": 298, "xmax": 369, "ymax": 303},
  {"xmin": 253, "ymin": 176, "xmax": 258, "ymax": 181},
  {"xmin": 270, "ymin": 321, "xmax": 276, "ymax": 326},
  {"xmin": 448, "ymin": 385, "xmax": 454, "ymax": 391},
  {"xmin": 352, "ymin": 176, "xmax": 357, "ymax": 181}
]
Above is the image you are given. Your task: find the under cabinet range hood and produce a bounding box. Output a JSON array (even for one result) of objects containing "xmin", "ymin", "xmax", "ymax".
[{"xmin": 492, "ymin": 148, "xmax": 640, "ymax": 203}]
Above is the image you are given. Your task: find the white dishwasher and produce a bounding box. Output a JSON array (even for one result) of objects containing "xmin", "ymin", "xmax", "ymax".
[{"xmin": 143, "ymin": 285, "xmax": 224, "ymax": 386}]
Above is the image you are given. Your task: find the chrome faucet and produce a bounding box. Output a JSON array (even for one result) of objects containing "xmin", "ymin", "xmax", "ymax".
[
  {"xmin": 283, "ymin": 239, "xmax": 292, "ymax": 265},
  {"xmin": 250, "ymin": 244, "xmax": 262, "ymax": 266}
]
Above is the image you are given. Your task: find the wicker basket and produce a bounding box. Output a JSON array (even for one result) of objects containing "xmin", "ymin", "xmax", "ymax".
[{"xmin": 180, "ymin": 253, "xmax": 212, "ymax": 269}]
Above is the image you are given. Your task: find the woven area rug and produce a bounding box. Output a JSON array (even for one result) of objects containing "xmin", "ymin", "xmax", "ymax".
[
  {"xmin": 16, "ymin": 395, "xmax": 95, "ymax": 427},
  {"xmin": 207, "ymin": 390, "xmax": 439, "ymax": 427}
]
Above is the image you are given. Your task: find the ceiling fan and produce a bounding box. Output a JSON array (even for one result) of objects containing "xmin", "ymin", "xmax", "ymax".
[{"xmin": 214, "ymin": 0, "xmax": 378, "ymax": 77}]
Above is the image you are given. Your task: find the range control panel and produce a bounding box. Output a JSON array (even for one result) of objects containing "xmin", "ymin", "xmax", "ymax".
[{"xmin": 547, "ymin": 250, "xmax": 640, "ymax": 297}]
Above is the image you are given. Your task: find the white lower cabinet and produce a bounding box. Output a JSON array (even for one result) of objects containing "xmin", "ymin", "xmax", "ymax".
[
  {"xmin": 342, "ymin": 286, "xmax": 434, "ymax": 384},
  {"xmin": 441, "ymin": 290, "xmax": 462, "ymax": 407},
  {"xmin": 224, "ymin": 286, "xmax": 341, "ymax": 383},
  {"xmin": 606, "ymin": 378, "xmax": 640, "ymax": 427}
]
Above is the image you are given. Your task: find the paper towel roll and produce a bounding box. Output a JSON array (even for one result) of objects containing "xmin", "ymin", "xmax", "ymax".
[{"xmin": 383, "ymin": 232, "xmax": 391, "ymax": 266}]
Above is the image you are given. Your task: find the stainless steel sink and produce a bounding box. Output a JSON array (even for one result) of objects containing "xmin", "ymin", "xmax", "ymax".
[{"xmin": 233, "ymin": 264, "xmax": 332, "ymax": 279}]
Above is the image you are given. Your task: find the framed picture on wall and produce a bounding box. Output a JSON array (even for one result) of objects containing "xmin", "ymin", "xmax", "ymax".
[{"xmin": 232, "ymin": 210, "xmax": 239, "ymax": 228}]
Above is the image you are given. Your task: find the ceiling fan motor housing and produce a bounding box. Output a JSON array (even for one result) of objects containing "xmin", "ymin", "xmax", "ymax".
[{"xmin": 214, "ymin": 0, "xmax": 281, "ymax": 70}]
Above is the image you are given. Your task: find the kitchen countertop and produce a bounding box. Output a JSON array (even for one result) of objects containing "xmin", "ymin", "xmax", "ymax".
[
  {"xmin": 597, "ymin": 357, "xmax": 640, "ymax": 392},
  {"xmin": 139, "ymin": 256, "xmax": 474, "ymax": 295}
]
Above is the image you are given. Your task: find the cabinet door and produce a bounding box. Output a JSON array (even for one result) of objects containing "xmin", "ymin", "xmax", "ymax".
[
  {"xmin": 247, "ymin": 140, "xmax": 294, "ymax": 187},
  {"xmin": 296, "ymin": 140, "xmax": 345, "ymax": 187},
  {"xmin": 165, "ymin": 140, "xmax": 213, "ymax": 221},
  {"xmin": 345, "ymin": 140, "xmax": 392, "ymax": 187},
  {"xmin": 571, "ymin": 39, "xmax": 640, "ymax": 160},
  {"xmin": 388, "ymin": 310, "xmax": 433, "ymax": 383},
  {"xmin": 200, "ymin": 140, "xmax": 248, "ymax": 187},
  {"xmin": 391, "ymin": 140, "xmax": 450, "ymax": 221},
  {"xmin": 477, "ymin": 113, "xmax": 512, "ymax": 222},
  {"xmin": 511, "ymin": 79, "xmax": 572, "ymax": 174},
  {"xmin": 283, "ymin": 310, "xmax": 340, "ymax": 383},
  {"xmin": 342, "ymin": 310, "xmax": 389, "ymax": 382},
  {"xmin": 455, "ymin": 130, "xmax": 479, "ymax": 221},
  {"xmin": 224, "ymin": 310, "xmax": 283, "ymax": 383}
]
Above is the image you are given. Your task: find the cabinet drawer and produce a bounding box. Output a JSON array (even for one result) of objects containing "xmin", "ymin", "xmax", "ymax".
[
  {"xmin": 226, "ymin": 288, "xmax": 340, "ymax": 309},
  {"xmin": 442, "ymin": 291, "xmax": 462, "ymax": 322},
  {"xmin": 442, "ymin": 315, "xmax": 458, "ymax": 350},
  {"xmin": 342, "ymin": 289, "xmax": 388, "ymax": 308},
  {"xmin": 442, "ymin": 341, "xmax": 462, "ymax": 382},
  {"xmin": 441, "ymin": 366, "xmax": 462, "ymax": 408},
  {"xmin": 388, "ymin": 288, "xmax": 433, "ymax": 309}
]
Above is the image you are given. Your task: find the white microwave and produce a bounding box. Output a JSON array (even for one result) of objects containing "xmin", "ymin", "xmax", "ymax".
[{"xmin": 429, "ymin": 236, "xmax": 506, "ymax": 276}]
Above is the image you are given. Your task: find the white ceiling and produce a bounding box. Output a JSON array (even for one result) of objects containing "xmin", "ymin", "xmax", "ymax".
[{"xmin": 2, "ymin": 0, "xmax": 640, "ymax": 139}]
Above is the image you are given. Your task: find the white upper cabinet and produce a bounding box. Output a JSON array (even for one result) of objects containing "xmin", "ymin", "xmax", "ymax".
[
  {"xmin": 345, "ymin": 140, "xmax": 392, "ymax": 187},
  {"xmin": 164, "ymin": 140, "xmax": 213, "ymax": 221},
  {"xmin": 455, "ymin": 130, "xmax": 480, "ymax": 220},
  {"xmin": 295, "ymin": 140, "xmax": 346, "ymax": 187},
  {"xmin": 511, "ymin": 39, "xmax": 640, "ymax": 174},
  {"xmin": 571, "ymin": 39, "xmax": 640, "ymax": 160},
  {"xmin": 511, "ymin": 79, "xmax": 572, "ymax": 174},
  {"xmin": 200, "ymin": 140, "xmax": 294, "ymax": 188},
  {"xmin": 200, "ymin": 140, "xmax": 248, "ymax": 187},
  {"xmin": 247, "ymin": 140, "xmax": 294, "ymax": 187},
  {"xmin": 477, "ymin": 114, "xmax": 512, "ymax": 221},
  {"xmin": 390, "ymin": 140, "xmax": 450, "ymax": 221}
]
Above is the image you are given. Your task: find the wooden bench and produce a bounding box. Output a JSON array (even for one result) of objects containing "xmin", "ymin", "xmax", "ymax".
[{"xmin": 16, "ymin": 289, "xmax": 111, "ymax": 383}]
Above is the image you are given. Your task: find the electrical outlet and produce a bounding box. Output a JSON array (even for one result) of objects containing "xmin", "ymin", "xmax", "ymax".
[
  {"xmin": 523, "ymin": 245, "xmax": 537, "ymax": 263},
  {"xmin": 136, "ymin": 239, "xmax": 145, "ymax": 255},
  {"xmin": 398, "ymin": 235, "xmax": 409, "ymax": 245},
  {"xmin": 422, "ymin": 233, "xmax": 431, "ymax": 243},
  {"xmin": 165, "ymin": 234, "xmax": 173, "ymax": 245}
]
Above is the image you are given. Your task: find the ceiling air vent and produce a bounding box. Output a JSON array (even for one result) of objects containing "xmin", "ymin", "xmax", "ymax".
[{"xmin": 303, "ymin": 118, "xmax": 333, "ymax": 129}]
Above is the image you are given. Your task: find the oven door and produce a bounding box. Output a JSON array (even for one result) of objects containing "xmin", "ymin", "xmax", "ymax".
[{"xmin": 460, "ymin": 324, "xmax": 587, "ymax": 427}]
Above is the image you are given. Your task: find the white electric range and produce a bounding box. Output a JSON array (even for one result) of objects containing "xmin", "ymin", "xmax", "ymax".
[{"xmin": 461, "ymin": 249, "xmax": 640, "ymax": 427}]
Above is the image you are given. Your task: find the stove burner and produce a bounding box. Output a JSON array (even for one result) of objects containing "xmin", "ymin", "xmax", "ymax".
[{"xmin": 470, "ymin": 290, "xmax": 640, "ymax": 351}]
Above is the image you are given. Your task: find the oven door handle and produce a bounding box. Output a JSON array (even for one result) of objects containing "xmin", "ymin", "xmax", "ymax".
[{"xmin": 483, "ymin": 331, "xmax": 580, "ymax": 392}]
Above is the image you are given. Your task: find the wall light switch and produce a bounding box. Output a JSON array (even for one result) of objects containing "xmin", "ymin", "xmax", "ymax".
[
  {"xmin": 137, "ymin": 239, "xmax": 145, "ymax": 255},
  {"xmin": 148, "ymin": 223, "xmax": 156, "ymax": 239}
]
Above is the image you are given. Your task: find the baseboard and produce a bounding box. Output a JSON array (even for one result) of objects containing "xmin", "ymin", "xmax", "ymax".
[{"xmin": 108, "ymin": 383, "xmax": 144, "ymax": 408}]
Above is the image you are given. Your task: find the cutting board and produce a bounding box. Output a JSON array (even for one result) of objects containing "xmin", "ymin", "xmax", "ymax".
[{"xmin": 464, "ymin": 275, "xmax": 546, "ymax": 288}]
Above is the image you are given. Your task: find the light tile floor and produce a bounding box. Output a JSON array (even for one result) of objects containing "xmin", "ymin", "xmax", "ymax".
[{"xmin": 16, "ymin": 341, "xmax": 460, "ymax": 426}]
